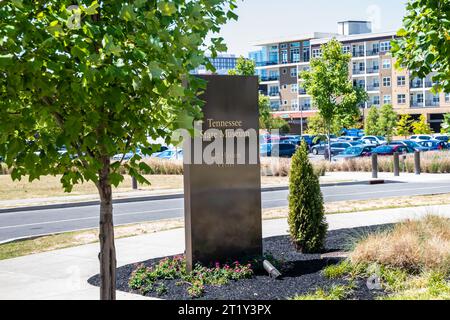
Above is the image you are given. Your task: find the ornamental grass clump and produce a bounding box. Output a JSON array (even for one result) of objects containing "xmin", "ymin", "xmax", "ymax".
[
  {"xmin": 288, "ymin": 142, "xmax": 328, "ymax": 253},
  {"xmin": 350, "ymin": 215, "xmax": 450, "ymax": 273}
]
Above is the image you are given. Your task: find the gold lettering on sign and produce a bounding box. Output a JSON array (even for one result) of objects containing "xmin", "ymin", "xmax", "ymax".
[{"xmin": 207, "ymin": 119, "xmax": 243, "ymax": 128}]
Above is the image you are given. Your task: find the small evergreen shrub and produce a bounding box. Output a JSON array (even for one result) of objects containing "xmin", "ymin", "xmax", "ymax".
[{"xmin": 288, "ymin": 141, "xmax": 328, "ymax": 253}]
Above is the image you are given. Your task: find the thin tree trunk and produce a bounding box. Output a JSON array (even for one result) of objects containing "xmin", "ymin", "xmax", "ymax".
[
  {"xmin": 327, "ymin": 124, "xmax": 332, "ymax": 162},
  {"xmin": 97, "ymin": 156, "xmax": 116, "ymax": 300}
]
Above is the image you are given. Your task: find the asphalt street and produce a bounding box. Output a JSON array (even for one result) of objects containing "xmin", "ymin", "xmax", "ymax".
[{"xmin": 2, "ymin": 181, "xmax": 450, "ymax": 242}]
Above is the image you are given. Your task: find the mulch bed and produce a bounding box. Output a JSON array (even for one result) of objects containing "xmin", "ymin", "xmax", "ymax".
[{"xmin": 88, "ymin": 224, "xmax": 392, "ymax": 300}]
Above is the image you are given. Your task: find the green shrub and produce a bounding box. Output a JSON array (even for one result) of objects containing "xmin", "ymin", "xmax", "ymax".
[{"xmin": 288, "ymin": 141, "xmax": 328, "ymax": 253}]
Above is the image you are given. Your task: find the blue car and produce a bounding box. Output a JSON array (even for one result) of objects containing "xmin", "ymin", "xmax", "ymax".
[
  {"xmin": 418, "ymin": 140, "xmax": 449, "ymax": 151},
  {"xmin": 260, "ymin": 143, "xmax": 297, "ymax": 158}
]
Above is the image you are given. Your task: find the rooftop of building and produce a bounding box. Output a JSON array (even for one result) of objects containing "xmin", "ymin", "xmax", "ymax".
[{"xmin": 252, "ymin": 21, "xmax": 397, "ymax": 47}]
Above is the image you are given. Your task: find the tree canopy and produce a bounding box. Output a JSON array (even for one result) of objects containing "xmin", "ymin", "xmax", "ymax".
[
  {"xmin": 301, "ymin": 39, "xmax": 366, "ymax": 159},
  {"xmin": 0, "ymin": 0, "xmax": 238, "ymax": 300},
  {"xmin": 392, "ymin": 0, "xmax": 450, "ymax": 92}
]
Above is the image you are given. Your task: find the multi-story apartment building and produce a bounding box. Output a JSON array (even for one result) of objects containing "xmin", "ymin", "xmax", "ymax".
[
  {"xmin": 250, "ymin": 21, "xmax": 450, "ymax": 133},
  {"xmin": 192, "ymin": 54, "xmax": 238, "ymax": 75}
]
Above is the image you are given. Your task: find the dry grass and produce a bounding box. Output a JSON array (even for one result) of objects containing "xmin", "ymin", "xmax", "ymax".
[
  {"xmin": 0, "ymin": 174, "xmax": 289, "ymax": 201},
  {"xmin": 350, "ymin": 215, "xmax": 450, "ymax": 273},
  {"xmin": 326, "ymin": 151, "xmax": 450, "ymax": 174}
]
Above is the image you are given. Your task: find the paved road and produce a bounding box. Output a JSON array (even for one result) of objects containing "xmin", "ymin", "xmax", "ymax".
[{"xmin": 2, "ymin": 181, "xmax": 450, "ymax": 242}]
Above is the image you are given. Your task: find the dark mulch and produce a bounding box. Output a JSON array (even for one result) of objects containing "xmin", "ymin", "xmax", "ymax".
[{"xmin": 88, "ymin": 224, "xmax": 392, "ymax": 300}]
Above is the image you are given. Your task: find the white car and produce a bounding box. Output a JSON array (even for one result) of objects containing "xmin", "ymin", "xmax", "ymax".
[
  {"xmin": 360, "ymin": 136, "xmax": 387, "ymax": 146},
  {"xmin": 410, "ymin": 135, "xmax": 433, "ymax": 142}
]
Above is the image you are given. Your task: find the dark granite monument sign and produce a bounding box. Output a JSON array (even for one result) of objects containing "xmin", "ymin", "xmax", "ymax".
[{"xmin": 183, "ymin": 75, "xmax": 262, "ymax": 271}]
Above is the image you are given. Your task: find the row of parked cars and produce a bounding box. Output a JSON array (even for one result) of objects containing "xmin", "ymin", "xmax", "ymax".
[{"xmin": 260, "ymin": 133, "xmax": 450, "ymax": 160}]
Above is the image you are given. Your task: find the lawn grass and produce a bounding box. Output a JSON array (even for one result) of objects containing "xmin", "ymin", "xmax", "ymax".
[
  {"xmin": 0, "ymin": 175, "xmax": 288, "ymax": 201},
  {"xmin": 292, "ymin": 284, "xmax": 355, "ymax": 300}
]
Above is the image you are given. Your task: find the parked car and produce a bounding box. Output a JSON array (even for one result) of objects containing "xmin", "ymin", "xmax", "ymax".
[
  {"xmin": 432, "ymin": 134, "xmax": 449, "ymax": 143},
  {"xmin": 372, "ymin": 145, "xmax": 415, "ymax": 156},
  {"xmin": 313, "ymin": 141, "xmax": 360, "ymax": 157},
  {"xmin": 260, "ymin": 143, "xmax": 297, "ymax": 158},
  {"xmin": 410, "ymin": 134, "xmax": 433, "ymax": 142},
  {"xmin": 338, "ymin": 136, "xmax": 361, "ymax": 142},
  {"xmin": 417, "ymin": 140, "xmax": 449, "ymax": 151},
  {"xmin": 360, "ymin": 136, "xmax": 387, "ymax": 146},
  {"xmin": 155, "ymin": 149, "xmax": 183, "ymax": 160},
  {"xmin": 389, "ymin": 140, "xmax": 429, "ymax": 152},
  {"xmin": 332, "ymin": 145, "xmax": 375, "ymax": 161}
]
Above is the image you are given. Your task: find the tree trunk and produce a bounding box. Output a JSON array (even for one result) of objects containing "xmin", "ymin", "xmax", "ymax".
[
  {"xmin": 327, "ymin": 124, "xmax": 332, "ymax": 162},
  {"xmin": 97, "ymin": 156, "xmax": 116, "ymax": 300}
]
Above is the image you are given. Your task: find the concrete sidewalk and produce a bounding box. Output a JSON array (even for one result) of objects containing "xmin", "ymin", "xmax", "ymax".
[
  {"xmin": 1, "ymin": 204, "xmax": 449, "ymax": 300},
  {"xmin": 1, "ymin": 172, "xmax": 448, "ymax": 211}
]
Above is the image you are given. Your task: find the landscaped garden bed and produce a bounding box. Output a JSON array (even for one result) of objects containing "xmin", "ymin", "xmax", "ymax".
[{"xmin": 88, "ymin": 225, "xmax": 391, "ymax": 300}]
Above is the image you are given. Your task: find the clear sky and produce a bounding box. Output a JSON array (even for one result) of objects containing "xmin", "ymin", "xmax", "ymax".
[{"xmin": 218, "ymin": 0, "xmax": 408, "ymax": 56}]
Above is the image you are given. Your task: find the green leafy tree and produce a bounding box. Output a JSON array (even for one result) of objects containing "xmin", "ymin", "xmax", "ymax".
[
  {"xmin": 228, "ymin": 56, "xmax": 255, "ymax": 76},
  {"xmin": 301, "ymin": 39, "xmax": 367, "ymax": 160},
  {"xmin": 442, "ymin": 113, "xmax": 450, "ymax": 134},
  {"xmin": 288, "ymin": 141, "xmax": 327, "ymax": 253},
  {"xmin": 397, "ymin": 114, "xmax": 413, "ymax": 138},
  {"xmin": 270, "ymin": 117, "xmax": 290, "ymax": 134},
  {"xmin": 377, "ymin": 104, "xmax": 397, "ymax": 141},
  {"xmin": 0, "ymin": 0, "xmax": 237, "ymax": 300},
  {"xmin": 365, "ymin": 106, "xmax": 380, "ymax": 136},
  {"xmin": 392, "ymin": 0, "xmax": 450, "ymax": 94},
  {"xmin": 412, "ymin": 114, "xmax": 433, "ymax": 134},
  {"xmin": 306, "ymin": 113, "xmax": 341, "ymax": 136}
]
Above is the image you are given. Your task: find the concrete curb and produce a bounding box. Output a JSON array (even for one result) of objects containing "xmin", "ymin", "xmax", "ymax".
[{"xmin": 0, "ymin": 180, "xmax": 387, "ymax": 214}]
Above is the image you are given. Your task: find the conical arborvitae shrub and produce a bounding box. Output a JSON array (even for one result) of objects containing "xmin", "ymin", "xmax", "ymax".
[{"xmin": 288, "ymin": 141, "xmax": 328, "ymax": 253}]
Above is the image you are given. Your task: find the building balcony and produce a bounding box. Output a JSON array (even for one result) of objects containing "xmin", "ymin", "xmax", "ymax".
[
  {"xmin": 425, "ymin": 81, "xmax": 435, "ymax": 88},
  {"xmin": 298, "ymin": 88, "xmax": 307, "ymax": 95},
  {"xmin": 260, "ymin": 76, "xmax": 279, "ymax": 82},
  {"xmin": 255, "ymin": 61, "xmax": 279, "ymax": 67},
  {"xmin": 366, "ymin": 67, "xmax": 380, "ymax": 74},
  {"xmin": 300, "ymin": 104, "xmax": 311, "ymax": 110},
  {"xmin": 367, "ymin": 85, "xmax": 380, "ymax": 91},
  {"xmin": 352, "ymin": 69, "xmax": 365, "ymax": 75},
  {"xmin": 352, "ymin": 51, "xmax": 365, "ymax": 58},
  {"xmin": 366, "ymin": 49, "xmax": 380, "ymax": 56},
  {"xmin": 410, "ymin": 81, "xmax": 423, "ymax": 89},
  {"xmin": 268, "ymin": 92, "xmax": 280, "ymax": 97},
  {"xmin": 425, "ymin": 100, "xmax": 440, "ymax": 107},
  {"xmin": 411, "ymin": 101, "xmax": 440, "ymax": 107}
]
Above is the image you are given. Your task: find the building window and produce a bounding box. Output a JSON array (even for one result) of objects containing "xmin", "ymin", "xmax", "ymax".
[
  {"xmin": 383, "ymin": 77, "xmax": 391, "ymax": 87},
  {"xmin": 397, "ymin": 76, "xmax": 406, "ymax": 86},
  {"xmin": 417, "ymin": 94, "xmax": 424, "ymax": 103},
  {"xmin": 383, "ymin": 95, "xmax": 392, "ymax": 105},
  {"xmin": 283, "ymin": 100, "xmax": 288, "ymax": 105},
  {"xmin": 291, "ymin": 99, "xmax": 299, "ymax": 109},
  {"xmin": 290, "ymin": 68, "xmax": 297, "ymax": 78},
  {"xmin": 291, "ymin": 84, "xmax": 298, "ymax": 93},
  {"xmin": 432, "ymin": 94, "xmax": 440, "ymax": 103},
  {"xmin": 382, "ymin": 59, "xmax": 391, "ymax": 69},
  {"xmin": 282, "ymin": 84, "xmax": 287, "ymax": 89},
  {"xmin": 397, "ymin": 94, "xmax": 406, "ymax": 104},
  {"xmin": 446, "ymin": 93, "xmax": 450, "ymax": 102},
  {"xmin": 342, "ymin": 46, "xmax": 350, "ymax": 54},
  {"xmin": 280, "ymin": 43, "xmax": 287, "ymax": 49},
  {"xmin": 380, "ymin": 41, "xmax": 391, "ymax": 52},
  {"xmin": 290, "ymin": 49, "xmax": 300, "ymax": 63},
  {"xmin": 281, "ymin": 50, "xmax": 288, "ymax": 63},
  {"xmin": 282, "ymin": 68, "xmax": 287, "ymax": 74},
  {"xmin": 373, "ymin": 96, "xmax": 380, "ymax": 105},
  {"xmin": 312, "ymin": 49, "xmax": 321, "ymax": 58}
]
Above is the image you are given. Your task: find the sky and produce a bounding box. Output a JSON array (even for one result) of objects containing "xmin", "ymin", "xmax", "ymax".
[{"xmin": 217, "ymin": 0, "xmax": 408, "ymax": 56}]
